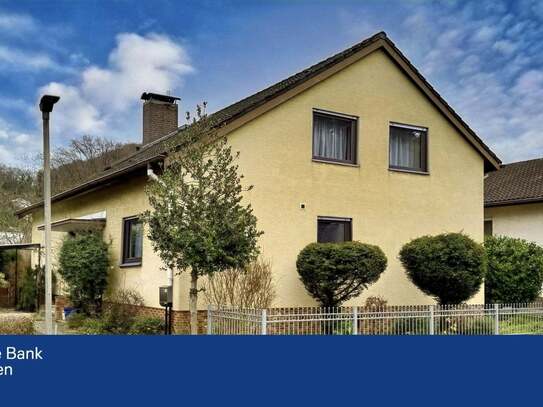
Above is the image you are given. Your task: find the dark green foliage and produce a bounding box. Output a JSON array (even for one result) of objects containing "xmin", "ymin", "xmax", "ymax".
[
  {"xmin": 485, "ymin": 235, "xmax": 543, "ymax": 304},
  {"xmin": 16, "ymin": 266, "xmax": 44, "ymax": 312},
  {"xmin": 144, "ymin": 137, "xmax": 263, "ymax": 277},
  {"xmin": 79, "ymin": 318, "xmax": 108, "ymax": 335},
  {"xmin": 58, "ymin": 233, "xmax": 109, "ymax": 315},
  {"xmin": 66, "ymin": 312, "xmax": 87, "ymax": 329},
  {"xmin": 144, "ymin": 115, "xmax": 263, "ymax": 333},
  {"xmin": 296, "ymin": 241, "xmax": 387, "ymax": 307},
  {"xmin": 129, "ymin": 317, "xmax": 165, "ymax": 335},
  {"xmin": 399, "ymin": 233, "xmax": 485, "ymax": 305}
]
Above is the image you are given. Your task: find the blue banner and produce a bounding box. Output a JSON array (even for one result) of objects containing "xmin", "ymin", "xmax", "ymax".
[{"xmin": 0, "ymin": 336, "xmax": 540, "ymax": 405}]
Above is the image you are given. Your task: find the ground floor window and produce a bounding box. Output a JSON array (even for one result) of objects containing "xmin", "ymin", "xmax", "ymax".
[
  {"xmin": 317, "ymin": 217, "xmax": 352, "ymax": 243},
  {"xmin": 122, "ymin": 216, "xmax": 143, "ymax": 265},
  {"xmin": 484, "ymin": 219, "xmax": 493, "ymax": 236}
]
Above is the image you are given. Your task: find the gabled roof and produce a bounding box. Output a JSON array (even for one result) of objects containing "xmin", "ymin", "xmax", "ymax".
[
  {"xmin": 485, "ymin": 158, "xmax": 543, "ymax": 207},
  {"xmin": 17, "ymin": 31, "xmax": 500, "ymax": 217}
]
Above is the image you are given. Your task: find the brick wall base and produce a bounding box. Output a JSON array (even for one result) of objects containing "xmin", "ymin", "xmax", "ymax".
[{"xmin": 54, "ymin": 295, "xmax": 208, "ymax": 334}]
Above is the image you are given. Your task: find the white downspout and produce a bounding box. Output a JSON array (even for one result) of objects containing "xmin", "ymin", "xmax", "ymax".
[{"xmin": 147, "ymin": 166, "xmax": 173, "ymax": 287}]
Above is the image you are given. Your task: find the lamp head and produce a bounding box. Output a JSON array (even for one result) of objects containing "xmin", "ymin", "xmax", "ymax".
[{"xmin": 39, "ymin": 95, "xmax": 60, "ymax": 113}]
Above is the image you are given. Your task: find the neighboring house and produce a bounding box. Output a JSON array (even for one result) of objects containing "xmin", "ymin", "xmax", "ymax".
[
  {"xmin": 17, "ymin": 32, "xmax": 500, "ymax": 321},
  {"xmin": 484, "ymin": 158, "xmax": 543, "ymax": 245}
]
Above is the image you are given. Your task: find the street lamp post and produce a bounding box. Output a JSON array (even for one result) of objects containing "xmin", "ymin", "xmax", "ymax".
[{"xmin": 39, "ymin": 94, "xmax": 60, "ymax": 335}]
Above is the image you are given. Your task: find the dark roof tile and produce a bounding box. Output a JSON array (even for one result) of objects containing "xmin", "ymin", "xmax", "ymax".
[{"xmin": 485, "ymin": 158, "xmax": 543, "ymax": 206}]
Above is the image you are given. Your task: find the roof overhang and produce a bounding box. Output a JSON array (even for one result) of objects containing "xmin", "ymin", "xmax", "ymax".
[
  {"xmin": 16, "ymin": 155, "xmax": 162, "ymax": 218},
  {"xmin": 485, "ymin": 197, "xmax": 543, "ymax": 208},
  {"xmin": 0, "ymin": 243, "xmax": 41, "ymax": 251},
  {"xmin": 37, "ymin": 218, "xmax": 106, "ymax": 233}
]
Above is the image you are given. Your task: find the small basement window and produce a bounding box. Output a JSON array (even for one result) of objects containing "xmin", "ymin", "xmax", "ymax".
[
  {"xmin": 313, "ymin": 110, "xmax": 357, "ymax": 164},
  {"xmin": 389, "ymin": 123, "xmax": 428, "ymax": 172},
  {"xmin": 317, "ymin": 217, "xmax": 352, "ymax": 243},
  {"xmin": 122, "ymin": 216, "xmax": 143, "ymax": 265}
]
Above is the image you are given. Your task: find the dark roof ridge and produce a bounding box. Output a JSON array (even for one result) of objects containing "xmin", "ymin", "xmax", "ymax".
[{"xmin": 501, "ymin": 157, "xmax": 543, "ymax": 167}]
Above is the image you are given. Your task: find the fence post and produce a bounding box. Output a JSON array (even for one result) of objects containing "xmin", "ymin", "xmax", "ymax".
[
  {"xmin": 352, "ymin": 306, "xmax": 358, "ymax": 335},
  {"xmin": 207, "ymin": 304, "xmax": 212, "ymax": 335},
  {"xmin": 494, "ymin": 304, "xmax": 500, "ymax": 335},
  {"xmin": 429, "ymin": 305, "xmax": 435, "ymax": 335},
  {"xmin": 261, "ymin": 309, "xmax": 267, "ymax": 335}
]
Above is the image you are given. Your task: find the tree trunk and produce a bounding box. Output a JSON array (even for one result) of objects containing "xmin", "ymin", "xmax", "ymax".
[{"xmin": 190, "ymin": 269, "xmax": 198, "ymax": 335}]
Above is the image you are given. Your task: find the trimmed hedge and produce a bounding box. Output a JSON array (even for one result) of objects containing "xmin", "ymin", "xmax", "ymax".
[
  {"xmin": 485, "ymin": 235, "xmax": 543, "ymax": 304},
  {"xmin": 399, "ymin": 233, "xmax": 485, "ymax": 304},
  {"xmin": 296, "ymin": 241, "xmax": 387, "ymax": 307}
]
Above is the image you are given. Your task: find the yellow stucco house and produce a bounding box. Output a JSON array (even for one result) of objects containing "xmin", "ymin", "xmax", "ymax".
[
  {"xmin": 485, "ymin": 158, "xmax": 543, "ymax": 244},
  {"xmin": 18, "ymin": 32, "xmax": 500, "ymax": 322}
]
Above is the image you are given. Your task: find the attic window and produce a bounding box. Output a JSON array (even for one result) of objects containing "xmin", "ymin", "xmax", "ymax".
[
  {"xmin": 313, "ymin": 110, "xmax": 357, "ymax": 164},
  {"xmin": 389, "ymin": 123, "xmax": 428, "ymax": 173}
]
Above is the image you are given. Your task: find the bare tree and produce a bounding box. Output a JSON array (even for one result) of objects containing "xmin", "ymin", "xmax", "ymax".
[
  {"xmin": 203, "ymin": 259, "xmax": 276, "ymax": 309},
  {"xmin": 35, "ymin": 135, "xmax": 139, "ymax": 195},
  {"xmin": 0, "ymin": 165, "xmax": 38, "ymax": 243}
]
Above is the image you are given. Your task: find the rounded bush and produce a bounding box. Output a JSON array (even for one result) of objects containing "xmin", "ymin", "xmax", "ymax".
[
  {"xmin": 399, "ymin": 233, "xmax": 485, "ymax": 304},
  {"xmin": 296, "ymin": 241, "xmax": 387, "ymax": 307},
  {"xmin": 485, "ymin": 235, "xmax": 543, "ymax": 304}
]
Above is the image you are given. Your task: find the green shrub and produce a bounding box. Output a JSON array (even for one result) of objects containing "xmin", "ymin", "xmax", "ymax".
[
  {"xmin": 101, "ymin": 289, "xmax": 145, "ymax": 334},
  {"xmin": 0, "ymin": 315, "xmax": 34, "ymax": 335},
  {"xmin": 58, "ymin": 232, "xmax": 109, "ymax": 315},
  {"xmin": 79, "ymin": 318, "xmax": 108, "ymax": 335},
  {"xmin": 130, "ymin": 316, "xmax": 165, "ymax": 335},
  {"xmin": 66, "ymin": 312, "xmax": 87, "ymax": 329},
  {"xmin": 16, "ymin": 266, "xmax": 42, "ymax": 312},
  {"xmin": 399, "ymin": 233, "xmax": 485, "ymax": 305},
  {"xmin": 297, "ymin": 241, "xmax": 387, "ymax": 307},
  {"xmin": 485, "ymin": 235, "xmax": 543, "ymax": 304}
]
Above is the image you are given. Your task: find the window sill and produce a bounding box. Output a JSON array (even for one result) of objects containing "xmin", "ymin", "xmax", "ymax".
[
  {"xmin": 312, "ymin": 158, "xmax": 359, "ymax": 168},
  {"xmin": 388, "ymin": 168, "xmax": 429, "ymax": 176},
  {"xmin": 119, "ymin": 261, "xmax": 142, "ymax": 268}
]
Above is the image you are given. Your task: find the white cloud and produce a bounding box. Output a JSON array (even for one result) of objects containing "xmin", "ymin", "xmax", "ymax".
[
  {"xmin": 492, "ymin": 39, "xmax": 518, "ymax": 55},
  {"xmin": 0, "ymin": 11, "xmax": 36, "ymax": 35},
  {"xmin": 38, "ymin": 32, "xmax": 193, "ymax": 142},
  {"xmin": 0, "ymin": 45, "xmax": 66, "ymax": 72},
  {"xmin": 0, "ymin": 118, "xmax": 40, "ymax": 166}
]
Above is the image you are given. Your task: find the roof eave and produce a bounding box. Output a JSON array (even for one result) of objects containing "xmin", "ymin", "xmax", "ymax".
[
  {"xmin": 485, "ymin": 197, "xmax": 543, "ymax": 208},
  {"xmin": 16, "ymin": 155, "xmax": 164, "ymax": 218}
]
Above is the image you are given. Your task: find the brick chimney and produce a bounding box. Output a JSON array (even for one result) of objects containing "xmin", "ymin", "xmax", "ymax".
[{"xmin": 141, "ymin": 92, "xmax": 180, "ymax": 145}]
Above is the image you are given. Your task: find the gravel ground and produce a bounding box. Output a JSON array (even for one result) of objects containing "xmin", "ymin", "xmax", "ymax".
[{"xmin": 0, "ymin": 308, "xmax": 69, "ymax": 335}]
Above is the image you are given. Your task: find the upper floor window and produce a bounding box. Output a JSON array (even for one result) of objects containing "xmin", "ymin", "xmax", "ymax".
[
  {"xmin": 122, "ymin": 216, "xmax": 143, "ymax": 265},
  {"xmin": 317, "ymin": 217, "xmax": 352, "ymax": 243},
  {"xmin": 313, "ymin": 110, "xmax": 357, "ymax": 164},
  {"xmin": 389, "ymin": 123, "xmax": 428, "ymax": 172}
]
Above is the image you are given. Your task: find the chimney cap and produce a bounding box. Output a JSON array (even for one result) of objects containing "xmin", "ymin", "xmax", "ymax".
[{"xmin": 141, "ymin": 92, "xmax": 180, "ymax": 103}]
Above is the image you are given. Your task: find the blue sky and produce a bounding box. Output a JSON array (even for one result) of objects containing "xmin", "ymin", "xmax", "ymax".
[{"xmin": 1, "ymin": 0, "xmax": 543, "ymax": 167}]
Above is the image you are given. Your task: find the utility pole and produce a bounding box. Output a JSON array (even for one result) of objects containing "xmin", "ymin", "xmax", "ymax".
[{"xmin": 39, "ymin": 95, "xmax": 60, "ymax": 335}]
